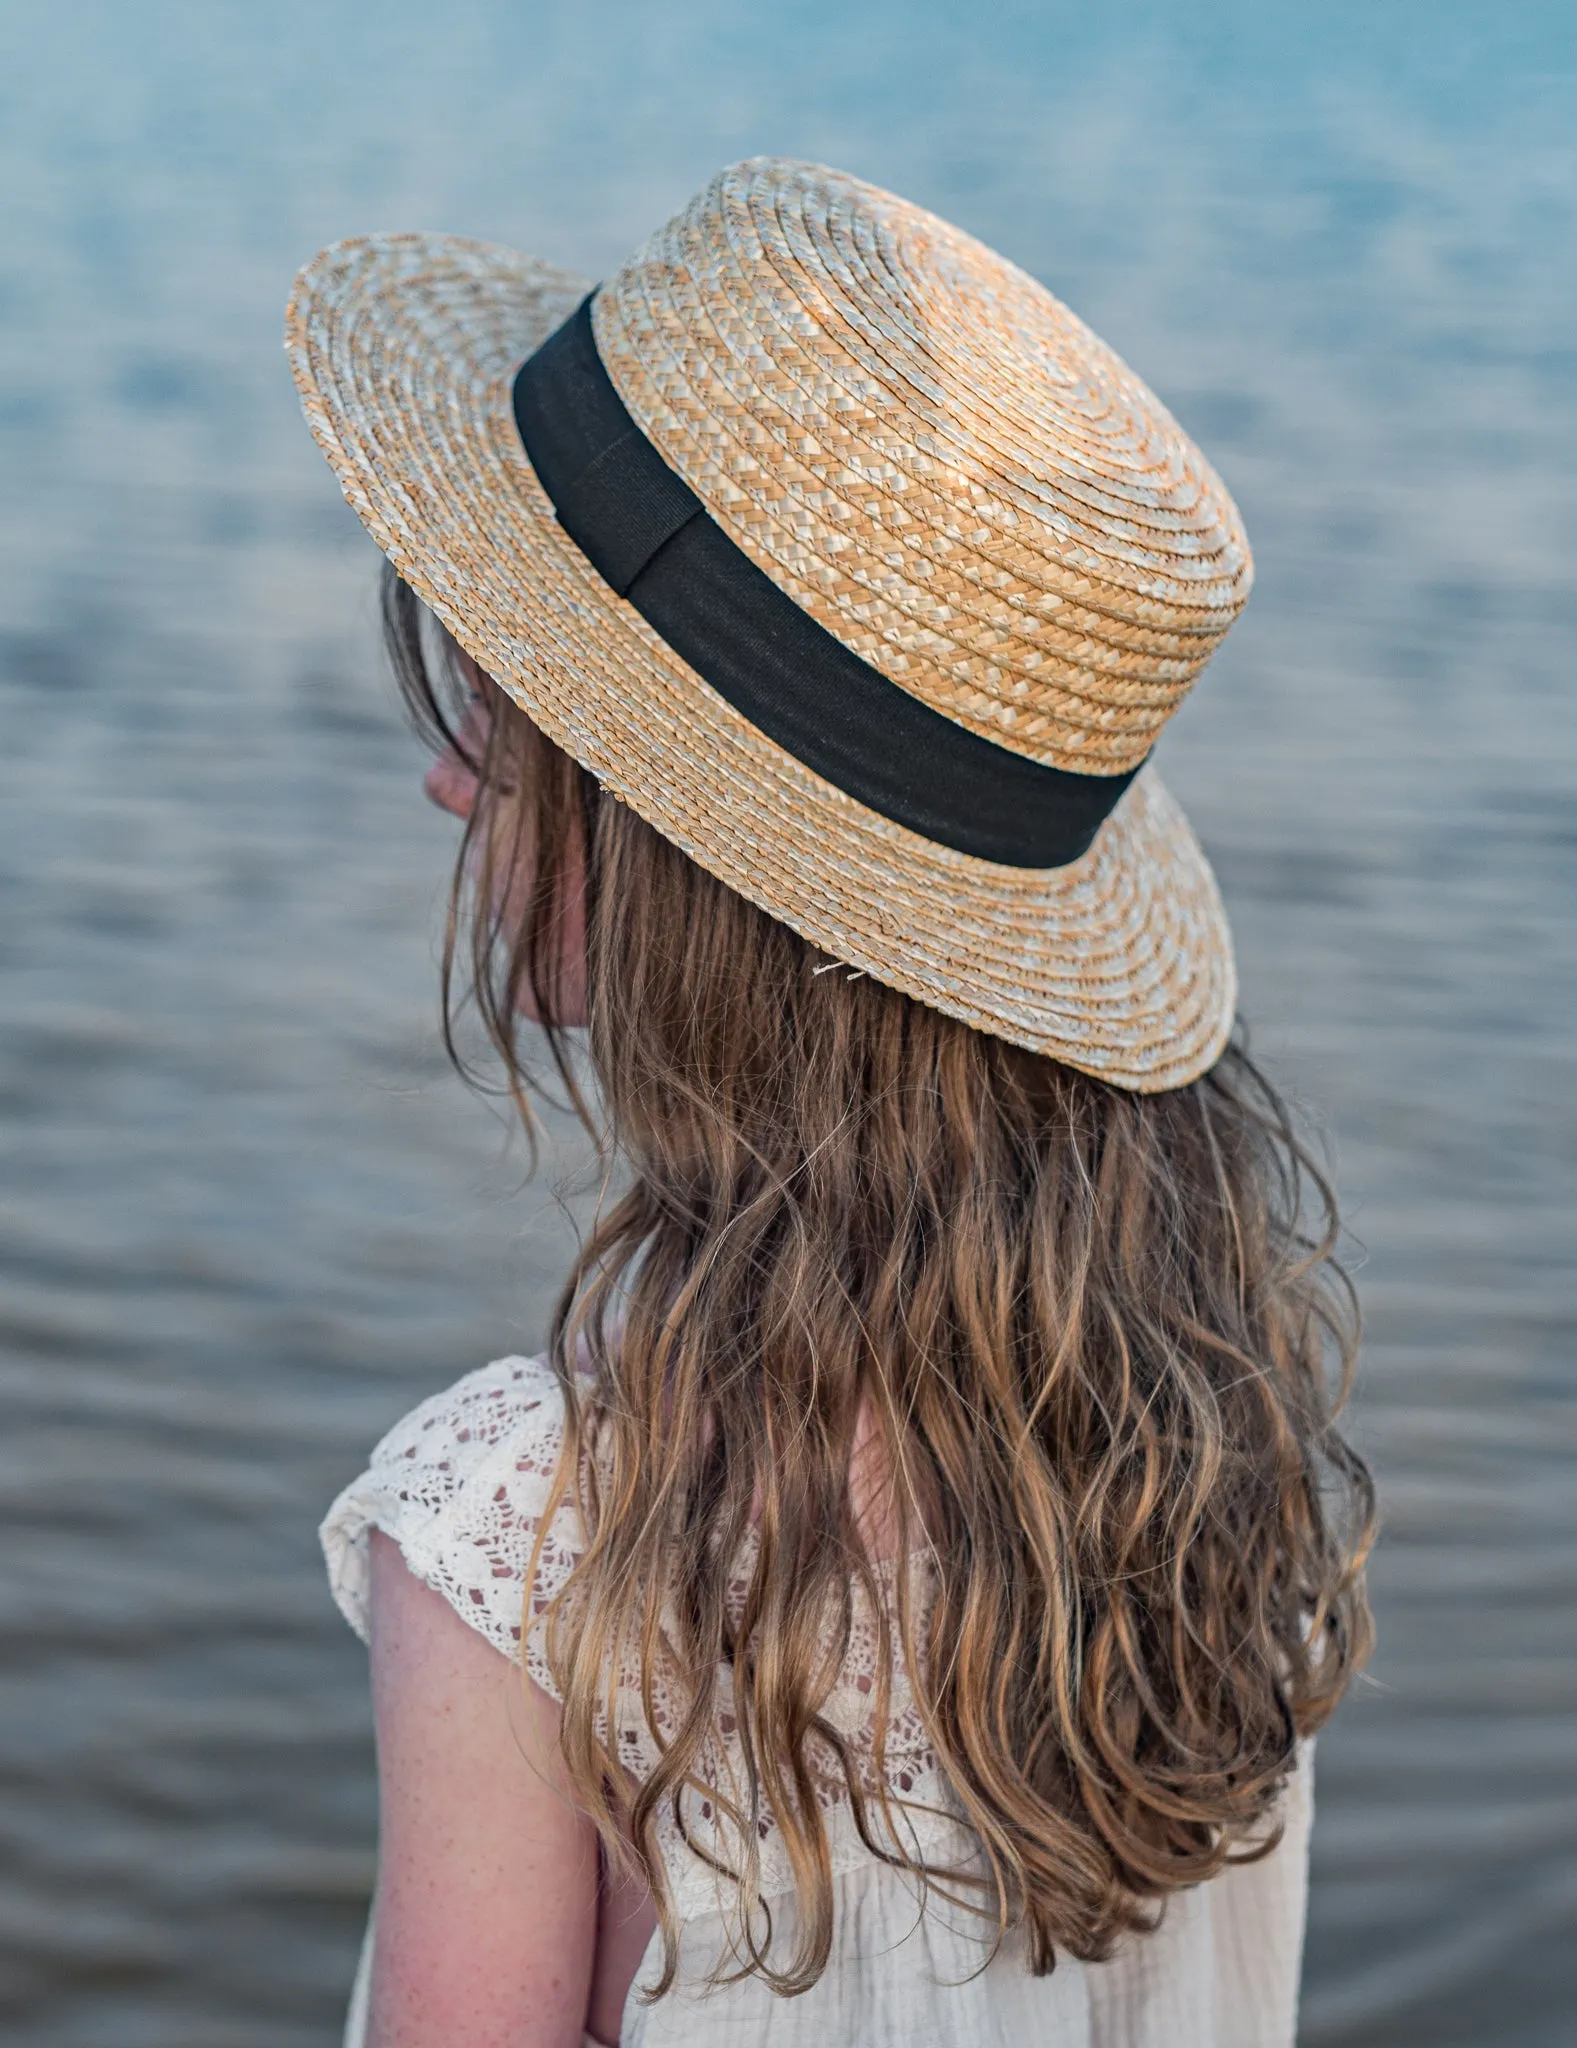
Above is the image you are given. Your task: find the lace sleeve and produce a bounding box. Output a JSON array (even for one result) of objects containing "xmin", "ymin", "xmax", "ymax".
[
  {"xmin": 321, "ymin": 1354, "xmax": 969, "ymax": 1919},
  {"xmin": 319, "ymin": 1354, "xmax": 582, "ymax": 1699}
]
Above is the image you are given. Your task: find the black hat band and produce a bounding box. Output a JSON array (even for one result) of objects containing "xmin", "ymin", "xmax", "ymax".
[{"xmin": 512, "ymin": 294, "xmax": 1140, "ymax": 869}]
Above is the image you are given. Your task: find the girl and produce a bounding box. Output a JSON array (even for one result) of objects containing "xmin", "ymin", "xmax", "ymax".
[{"xmin": 294, "ymin": 159, "xmax": 1373, "ymax": 2047}]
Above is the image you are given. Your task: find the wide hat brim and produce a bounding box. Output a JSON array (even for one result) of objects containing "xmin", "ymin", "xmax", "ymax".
[{"xmin": 285, "ymin": 232, "xmax": 1235, "ymax": 1092}]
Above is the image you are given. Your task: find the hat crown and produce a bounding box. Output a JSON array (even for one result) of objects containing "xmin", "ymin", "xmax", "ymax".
[{"xmin": 593, "ymin": 158, "xmax": 1251, "ymax": 776}]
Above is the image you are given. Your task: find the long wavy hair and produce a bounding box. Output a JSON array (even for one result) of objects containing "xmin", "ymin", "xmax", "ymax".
[{"xmin": 386, "ymin": 566, "xmax": 1374, "ymax": 1995}]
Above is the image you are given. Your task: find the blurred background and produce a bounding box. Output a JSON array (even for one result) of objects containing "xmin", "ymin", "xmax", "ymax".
[{"xmin": 1, "ymin": 2, "xmax": 1574, "ymax": 2042}]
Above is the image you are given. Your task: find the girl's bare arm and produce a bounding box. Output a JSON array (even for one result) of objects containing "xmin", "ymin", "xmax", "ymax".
[{"xmin": 364, "ymin": 1530, "xmax": 598, "ymax": 2047}]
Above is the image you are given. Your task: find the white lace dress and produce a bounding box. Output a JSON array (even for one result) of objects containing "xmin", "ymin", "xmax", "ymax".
[{"xmin": 322, "ymin": 1356, "xmax": 1314, "ymax": 2047}]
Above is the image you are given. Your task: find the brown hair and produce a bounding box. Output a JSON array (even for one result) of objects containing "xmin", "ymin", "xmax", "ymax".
[{"xmin": 386, "ymin": 566, "xmax": 1374, "ymax": 1992}]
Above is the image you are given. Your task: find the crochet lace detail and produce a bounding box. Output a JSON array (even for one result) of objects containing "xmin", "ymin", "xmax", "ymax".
[{"xmin": 321, "ymin": 1356, "xmax": 965, "ymax": 1919}]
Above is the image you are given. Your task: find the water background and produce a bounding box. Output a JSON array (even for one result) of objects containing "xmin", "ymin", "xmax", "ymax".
[{"xmin": 2, "ymin": 3, "xmax": 1574, "ymax": 2041}]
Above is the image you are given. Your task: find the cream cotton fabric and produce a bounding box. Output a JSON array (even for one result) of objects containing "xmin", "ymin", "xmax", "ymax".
[{"xmin": 323, "ymin": 1356, "xmax": 1313, "ymax": 2046}]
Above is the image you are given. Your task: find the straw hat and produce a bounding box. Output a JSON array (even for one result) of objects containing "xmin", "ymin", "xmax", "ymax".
[{"xmin": 286, "ymin": 157, "xmax": 1249, "ymax": 1091}]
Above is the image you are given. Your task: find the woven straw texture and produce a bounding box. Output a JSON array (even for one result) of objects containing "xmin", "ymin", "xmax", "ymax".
[{"xmin": 285, "ymin": 158, "xmax": 1243, "ymax": 1089}]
